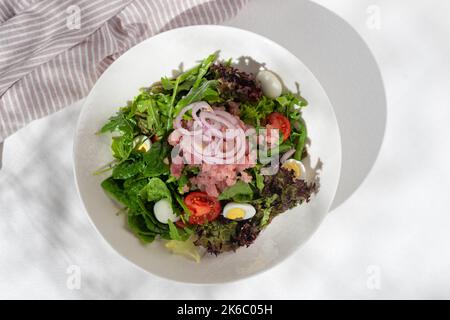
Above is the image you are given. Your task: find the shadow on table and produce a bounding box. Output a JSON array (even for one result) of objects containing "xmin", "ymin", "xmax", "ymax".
[{"xmin": 223, "ymin": 0, "xmax": 387, "ymax": 211}]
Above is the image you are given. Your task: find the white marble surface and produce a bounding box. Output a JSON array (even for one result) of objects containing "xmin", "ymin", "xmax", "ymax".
[{"xmin": 1, "ymin": 0, "xmax": 450, "ymax": 299}]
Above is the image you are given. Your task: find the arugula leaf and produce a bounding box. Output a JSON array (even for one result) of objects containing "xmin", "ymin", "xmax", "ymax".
[
  {"xmin": 193, "ymin": 53, "xmax": 216, "ymax": 88},
  {"xmin": 112, "ymin": 157, "xmax": 144, "ymax": 179},
  {"xmin": 251, "ymin": 194, "xmax": 278, "ymax": 227},
  {"xmin": 166, "ymin": 76, "xmax": 180, "ymax": 130},
  {"xmin": 164, "ymin": 54, "xmax": 217, "ymax": 130},
  {"xmin": 174, "ymin": 80, "xmax": 218, "ymax": 116},
  {"xmin": 240, "ymin": 96, "xmax": 276, "ymax": 127},
  {"xmin": 176, "ymin": 174, "xmax": 189, "ymax": 194},
  {"xmin": 161, "ymin": 76, "xmax": 196, "ymax": 93},
  {"xmin": 99, "ymin": 112, "xmax": 135, "ymax": 135},
  {"xmin": 99, "ymin": 114, "xmax": 123, "ymax": 133},
  {"xmin": 276, "ymin": 92, "xmax": 308, "ymax": 121},
  {"xmin": 260, "ymin": 207, "xmax": 272, "ymax": 227},
  {"xmin": 240, "ymin": 92, "xmax": 308, "ymax": 127},
  {"xmin": 111, "ymin": 135, "xmax": 133, "ymax": 161},
  {"xmin": 161, "ymin": 77, "xmax": 173, "ymax": 90},
  {"xmin": 276, "ymin": 92, "xmax": 307, "ymax": 108},
  {"xmin": 254, "ymin": 170, "xmax": 264, "ymax": 192},
  {"xmin": 218, "ymin": 181, "xmax": 254, "ymax": 202}
]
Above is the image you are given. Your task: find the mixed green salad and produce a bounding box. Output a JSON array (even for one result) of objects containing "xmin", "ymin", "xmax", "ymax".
[{"xmin": 98, "ymin": 53, "xmax": 317, "ymax": 261}]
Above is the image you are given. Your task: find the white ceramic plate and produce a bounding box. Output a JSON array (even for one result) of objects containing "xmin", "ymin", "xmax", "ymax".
[{"xmin": 73, "ymin": 25, "xmax": 341, "ymax": 284}]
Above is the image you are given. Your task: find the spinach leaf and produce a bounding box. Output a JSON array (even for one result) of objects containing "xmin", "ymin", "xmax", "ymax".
[
  {"xmin": 140, "ymin": 177, "xmax": 172, "ymax": 203},
  {"xmin": 142, "ymin": 140, "xmax": 170, "ymax": 177},
  {"xmin": 139, "ymin": 205, "xmax": 168, "ymax": 233},
  {"xmin": 127, "ymin": 214, "xmax": 155, "ymax": 243},
  {"xmin": 218, "ymin": 181, "xmax": 254, "ymax": 202},
  {"xmin": 101, "ymin": 177, "xmax": 129, "ymax": 207},
  {"xmin": 170, "ymin": 186, "xmax": 192, "ymax": 221},
  {"xmin": 124, "ymin": 178, "xmax": 148, "ymax": 212}
]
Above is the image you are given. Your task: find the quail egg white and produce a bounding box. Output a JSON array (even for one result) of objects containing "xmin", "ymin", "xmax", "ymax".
[
  {"xmin": 133, "ymin": 135, "xmax": 151, "ymax": 152},
  {"xmin": 256, "ymin": 70, "xmax": 282, "ymax": 98},
  {"xmin": 282, "ymin": 159, "xmax": 306, "ymax": 179},
  {"xmin": 154, "ymin": 198, "xmax": 180, "ymax": 224},
  {"xmin": 222, "ymin": 202, "xmax": 256, "ymax": 221}
]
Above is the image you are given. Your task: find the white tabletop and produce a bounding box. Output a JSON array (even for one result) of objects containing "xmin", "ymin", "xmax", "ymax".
[{"xmin": 1, "ymin": 0, "xmax": 450, "ymax": 299}]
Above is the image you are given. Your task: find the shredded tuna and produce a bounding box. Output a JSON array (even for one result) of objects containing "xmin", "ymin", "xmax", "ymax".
[
  {"xmin": 170, "ymin": 162, "xmax": 184, "ymax": 178},
  {"xmin": 240, "ymin": 171, "xmax": 252, "ymax": 183},
  {"xmin": 190, "ymin": 158, "xmax": 254, "ymax": 197},
  {"xmin": 227, "ymin": 101, "xmax": 240, "ymax": 116}
]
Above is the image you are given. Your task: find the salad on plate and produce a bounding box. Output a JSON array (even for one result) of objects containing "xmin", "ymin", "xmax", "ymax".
[{"xmin": 98, "ymin": 53, "xmax": 317, "ymax": 261}]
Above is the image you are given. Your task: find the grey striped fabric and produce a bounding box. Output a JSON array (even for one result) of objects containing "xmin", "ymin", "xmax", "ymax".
[{"xmin": 0, "ymin": 0, "xmax": 247, "ymax": 142}]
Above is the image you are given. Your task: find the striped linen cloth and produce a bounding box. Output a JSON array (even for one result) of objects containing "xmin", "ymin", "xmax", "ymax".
[{"xmin": 0, "ymin": 0, "xmax": 248, "ymax": 142}]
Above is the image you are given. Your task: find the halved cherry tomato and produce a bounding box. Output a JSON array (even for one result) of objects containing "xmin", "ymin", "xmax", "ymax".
[
  {"xmin": 266, "ymin": 112, "xmax": 291, "ymax": 142},
  {"xmin": 184, "ymin": 192, "xmax": 221, "ymax": 225}
]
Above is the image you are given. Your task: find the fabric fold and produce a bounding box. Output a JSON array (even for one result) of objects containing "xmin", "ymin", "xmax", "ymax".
[{"xmin": 0, "ymin": 0, "xmax": 248, "ymax": 142}]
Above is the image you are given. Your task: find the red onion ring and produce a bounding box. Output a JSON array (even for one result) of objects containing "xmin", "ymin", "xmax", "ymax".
[
  {"xmin": 172, "ymin": 102, "xmax": 255, "ymax": 165},
  {"xmin": 280, "ymin": 148, "xmax": 296, "ymax": 164}
]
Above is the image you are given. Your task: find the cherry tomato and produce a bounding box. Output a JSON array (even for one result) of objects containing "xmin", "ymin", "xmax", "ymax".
[
  {"xmin": 266, "ymin": 112, "xmax": 291, "ymax": 142},
  {"xmin": 184, "ymin": 192, "xmax": 221, "ymax": 225}
]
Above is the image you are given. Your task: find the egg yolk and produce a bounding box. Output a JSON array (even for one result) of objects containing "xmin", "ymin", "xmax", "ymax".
[
  {"xmin": 226, "ymin": 208, "xmax": 245, "ymax": 220},
  {"xmin": 283, "ymin": 162, "xmax": 301, "ymax": 178},
  {"xmin": 137, "ymin": 144, "xmax": 148, "ymax": 152}
]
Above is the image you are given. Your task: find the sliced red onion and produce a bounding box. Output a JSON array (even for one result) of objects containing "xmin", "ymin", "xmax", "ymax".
[
  {"xmin": 198, "ymin": 113, "xmax": 224, "ymax": 137},
  {"xmin": 261, "ymin": 163, "xmax": 280, "ymax": 176},
  {"xmin": 214, "ymin": 110, "xmax": 240, "ymax": 125},
  {"xmin": 280, "ymin": 148, "xmax": 296, "ymax": 164},
  {"xmin": 174, "ymin": 102, "xmax": 210, "ymax": 136},
  {"xmin": 172, "ymin": 101, "xmax": 256, "ymax": 165}
]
